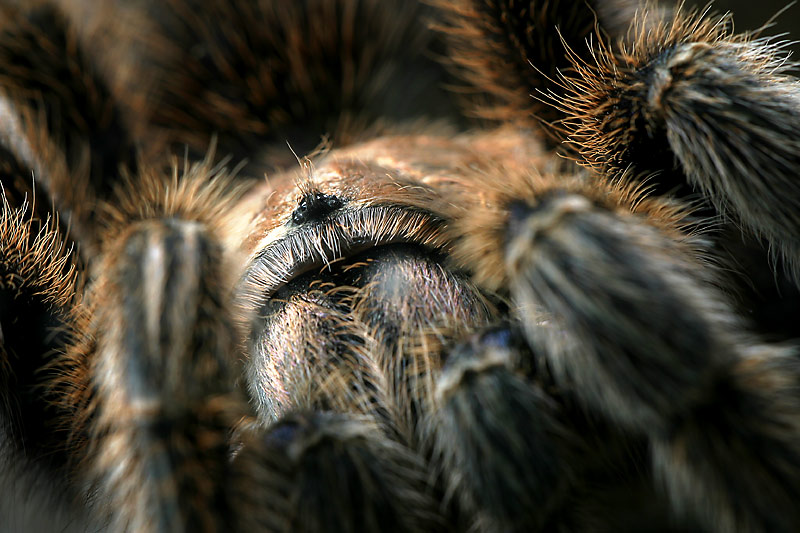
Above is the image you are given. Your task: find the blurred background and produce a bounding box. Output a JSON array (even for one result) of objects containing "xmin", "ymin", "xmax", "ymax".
[{"xmin": 683, "ymin": 0, "xmax": 800, "ymax": 57}]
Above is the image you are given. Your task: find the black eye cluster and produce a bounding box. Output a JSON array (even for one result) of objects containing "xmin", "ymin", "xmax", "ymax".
[{"xmin": 291, "ymin": 191, "xmax": 343, "ymax": 225}]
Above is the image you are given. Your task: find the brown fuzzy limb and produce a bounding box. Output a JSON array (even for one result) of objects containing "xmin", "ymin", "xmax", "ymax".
[
  {"xmin": 450, "ymin": 167, "xmax": 693, "ymax": 294},
  {"xmin": 96, "ymin": 0, "xmax": 457, "ymax": 171},
  {"xmin": 557, "ymin": 7, "xmax": 800, "ymax": 280},
  {"xmin": 232, "ymin": 412, "xmax": 444, "ymax": 533},
  {"xmin": 431, "ymin": 0, "xmax": 659, "ymax": 143},
  {"xmin": 348, "ymin": 245, "xmax": 495, "ymax": 445},
  {"xmin": 102, "ymin": 154, "xmax": 249, "ymax": 255},
  {"xmin": 506, "ymin": 190, "xmax": 736, "ymax": 429},
  {"xmin": 0, "ymin": 187, "xmax": 80, "ymax": 470},
  {"xmin": 53, "ymin": 159, "xmax": 252, "ymax": 531},
  {"xmin": 86, "ymin": 217, "xmax": 247, "ymax": 532},
  {"xmin": 652, "ymin": 349, "xmax": 800, "ymax": 532},
  {"xmin": 430, "ymin": 323, "xmax": 690, "ymax": 532},
  {"xmin": 456, "ymin": 171, "xmax": 800, "ymax": 531},
  {"xmin": 0, "ymin": 3, "xmax": 137, "ymax": 250},
  {"xmin": 431, "ymin": 326, "xmax": 573, "ymax": 531}
]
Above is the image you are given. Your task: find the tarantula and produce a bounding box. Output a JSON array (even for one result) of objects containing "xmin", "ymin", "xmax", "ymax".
[{"xmin": 2, "ymin": 0, "xmax": 800, "ymax": 531}]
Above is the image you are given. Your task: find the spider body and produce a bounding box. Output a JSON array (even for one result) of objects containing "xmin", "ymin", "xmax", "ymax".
[{"xmin": 1, "ymin": 0, "xmax": 800, "ymax": 531}]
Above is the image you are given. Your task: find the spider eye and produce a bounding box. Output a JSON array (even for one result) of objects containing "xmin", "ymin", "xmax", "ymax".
[{"xmin": 291, "ymin": 191, "xmax": 343, "ymax": 225}]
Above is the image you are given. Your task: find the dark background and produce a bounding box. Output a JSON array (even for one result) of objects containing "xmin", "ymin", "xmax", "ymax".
[{"xmin": 682, "ymin": 0, "xmax": 800, "ymax": 57}]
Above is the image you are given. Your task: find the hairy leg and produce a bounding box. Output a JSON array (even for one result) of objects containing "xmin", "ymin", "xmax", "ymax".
[{"xmin": 454, "ymin": 172, "xmax": 800, "ymax": 531}]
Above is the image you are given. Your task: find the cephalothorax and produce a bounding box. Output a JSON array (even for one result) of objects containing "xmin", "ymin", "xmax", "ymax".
[{"xmin": 2, "ymin": 0, "xmax": 800, "ymax": 531}]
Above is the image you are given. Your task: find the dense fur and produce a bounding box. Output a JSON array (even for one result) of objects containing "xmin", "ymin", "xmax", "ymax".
[{"xmin": 2, "ymin": 1, "xmax": 800, "ymax": 532}]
